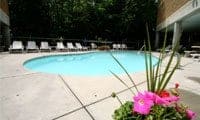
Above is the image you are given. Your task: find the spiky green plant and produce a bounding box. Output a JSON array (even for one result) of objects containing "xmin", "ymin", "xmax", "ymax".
[
  {"xmin": 111, "ymin": 24, "xmax": 193, "ymax": 120},
  {"xmin": 110, "ymin": 25, "xmax": 181, "ymax": 94},
  {"xmin": 110, "ymin": 53, "xmax": 139, "ymax": 95},
  {"xmin": 144, "ymin": 24, "xmax": 181, "ymax": 93}
]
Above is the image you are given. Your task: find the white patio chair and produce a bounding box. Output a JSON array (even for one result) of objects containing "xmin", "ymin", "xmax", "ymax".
[
  {"xmin": 112, "ymin": 44, "xmax": 117, "ymax": 50},
  {"xmin": 164, "ymin": 45, "xmax": 172, "ymax": 52},
  {"xmin": 40, "ymin": 41, "xmax": 51, "ymax": 52},
  {"xmin": 75, "ymin": 43, "xmax": 88, "ymax": 51},
  {"xmin": 117, "ymin": 44, "xmax": 121, "ymax": 50},
  {"xmin": 9, "ymin": 41, "xmax": 24, "ymax": 53},
  {"xmin": 56, "ymin": 42, "xmax": 67, "ymax": 51},
  {"xmin": 67, "ymin": 42, "xmax": 77, "ymax": 51},
  {"xmin": 91, "ymin": 43, "xmax": 97, "ymax": 49},
  {"xmin": 26, "ymin": 41, "xmax": 39, "ymax": 52},
  {"xmin": 121, "ymin": 44, "xmax": 127, "ymax": 50},
  {"xmin": 156, "ymin": 45, "xmax": 172, "ymax": 52}
]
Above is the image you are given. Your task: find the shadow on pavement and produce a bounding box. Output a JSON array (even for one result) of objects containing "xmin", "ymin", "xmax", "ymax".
[
  {"xmin": 187, "ymin": 76, "xmax": 200, "ymax": 84},
  {"xmin": 179, "ymin": 89, "xmax": 200, "ymax": 118}
]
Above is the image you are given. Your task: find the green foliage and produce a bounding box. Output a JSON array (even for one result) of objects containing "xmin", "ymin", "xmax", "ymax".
[
  {"xmin": 9, "ymin": 0, "xmax": 51, "ymax": 36},
  {"xmin": 148, "ymin": 105, "xmax": 187, "ymax": 120},
  {"xmin": 110, "ymin": 53, "xmax": 139, "ymax": 94},
  {"xmin": 113, "ymin": 101, "xmax": 133, "ymax": 120},
  {"xmin": 113, "ymin": 102, "xmax": 188, "ymax": 120},
  {"xmin": 9, "ymin": 0, "xmax": 158, "ymax": 40},
  {"xmin": 144, "ymin": 26, "xmax": 181, "ymax": 93}
]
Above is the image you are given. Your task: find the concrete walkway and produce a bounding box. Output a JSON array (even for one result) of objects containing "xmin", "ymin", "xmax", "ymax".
[{"xmin": 0, "ymin": 51, "xmax": 200, "ymax": 120}]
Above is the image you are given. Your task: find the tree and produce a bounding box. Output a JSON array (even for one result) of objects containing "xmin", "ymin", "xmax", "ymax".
[
  {"xmin": 9, "ymin": 0, "xmax": 51, "ymax": 36},
  {"xmin": 9, "ymin": 0, "xmax": 158, "ymax": 42}
]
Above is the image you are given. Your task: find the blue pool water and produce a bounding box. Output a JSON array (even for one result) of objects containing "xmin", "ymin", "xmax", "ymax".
[{"xmin": 24, "ymin": 51, "xmax": 158, "ymax": 76}]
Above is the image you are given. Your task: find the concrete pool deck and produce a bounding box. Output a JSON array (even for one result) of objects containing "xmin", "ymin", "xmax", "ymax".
[{"xmin": 0, "ymin": 51, "xmax": 200, "ymax": 120}]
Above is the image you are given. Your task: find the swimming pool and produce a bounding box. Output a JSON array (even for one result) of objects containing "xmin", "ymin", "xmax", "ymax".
[{"xmin": 24, "ymin": 51, "xmax": 158, "ymax": 76}]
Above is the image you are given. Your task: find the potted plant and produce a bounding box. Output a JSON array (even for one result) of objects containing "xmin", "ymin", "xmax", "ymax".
[{"xmin": 111, "ymin": 29, "xmax": 197, "ymax": 120}]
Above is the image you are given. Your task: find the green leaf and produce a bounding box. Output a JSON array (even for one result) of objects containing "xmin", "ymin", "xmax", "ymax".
[
  {"xmin": 110, "ymin": 71, "xmax": 135, "ymax": 95},
  {"xmin": 110, "ymin": 53, "xmax": 139, "ymax": 93}
]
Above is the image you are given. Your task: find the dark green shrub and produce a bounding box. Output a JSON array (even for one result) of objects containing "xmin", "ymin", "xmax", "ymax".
[{"xmin": 113, "ymin": 101, "xmax": 133, "ymax": 120}]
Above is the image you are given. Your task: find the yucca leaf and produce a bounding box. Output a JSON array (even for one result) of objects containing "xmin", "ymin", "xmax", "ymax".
[
  {"xmin": 154, "ymin": 28, "xmax": 167, "ymax": 91},
  {"xmin": 157, "ymin": 39, "xmax": 180, "ymax": 92},
  {"xmin": 144, "ymin": 44, "xmax": 150, "ymax": 91},
  {"xmin": 160, "ymin": 53, "xmax": 181, "ymax": 91},
  {"xmin": 110, "ymin": 70, "xmax": 135, "ymax": 95},
  {"xmin": 146, "ymin": 23, "xmax": 154, "ymax": 92},
  {"xmin": 157, "ymin": 53, "xmax": 174, "ymax": 92},
  {"xmin": 110, "ymin": 53, "xmax": 139, "ymax": 93}
]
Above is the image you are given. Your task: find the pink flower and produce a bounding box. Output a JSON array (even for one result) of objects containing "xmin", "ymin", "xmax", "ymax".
[
  {"xmin": 154, "ymin": 95, "xmax": 169, "ymax": 105},
  {"xmin": 133, "ymin": 92, "xmax": 154, "ymax": 115},
  {"xmin": 143, "ymin": 91, "xmax": 155, "ymax": 100},
  {"xmin": 154, "ymin": 93, "xmax": 180, "ymax": 105},
  {"xmin": 133, "ymin": 91, "xmax": 181, "ymax": 115},
  {"xmin": 186, "ymin": 109, "xmax": 196, "ymax": 120},
  {"xmin": 163, "ymin": 96, "xmax": 180, "ymax": 103}
]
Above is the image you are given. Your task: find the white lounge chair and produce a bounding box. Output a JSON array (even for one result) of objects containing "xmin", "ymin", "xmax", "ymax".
[
  {"xmin": 91, "ymin": 43, "xmax": 97, "ymax": 49},
  {"xmin": 156, "ymin": 45, "xmax": 172, "ymax": 52},
  {"xmin": 56, "ymin": 42, "xmax": 67, "ymax": 51},
  {"xmin": 40, "ymin": 41, "xmax": 51, "ymax": 52},
  {"xmin": 75, "ymin": 43, "xmax": 88, "ymax": 51},
  {"xmin": 26, "ymin": 41, "xmax": 39, "ymax": 52},
  {"xmin": 9, "ymin": 41, "xmax": 24, "ymax": 53},
  {"xmin": 117, "ymin": 44, "xmax": 121, "ymax": 50},
  {"xmin": 121, "ymin": 44, "xmax": 127, "ymax": 50},
  {"xmin": 67, "ymin": 42, "xmax": 77, "ymax": 51},
  {"xmin": 113, "ymin": 44, "xmax": 117, "ymax": 50}
]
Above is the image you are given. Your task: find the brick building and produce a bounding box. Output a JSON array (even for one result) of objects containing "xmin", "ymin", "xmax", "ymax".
[
  {"xmin": 0, "ymin": 0, "xmax": 10, "ymax": 51},
  {"xmin": 156, "ymin": 0, "xmax": 200, "ymax": 48}
]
